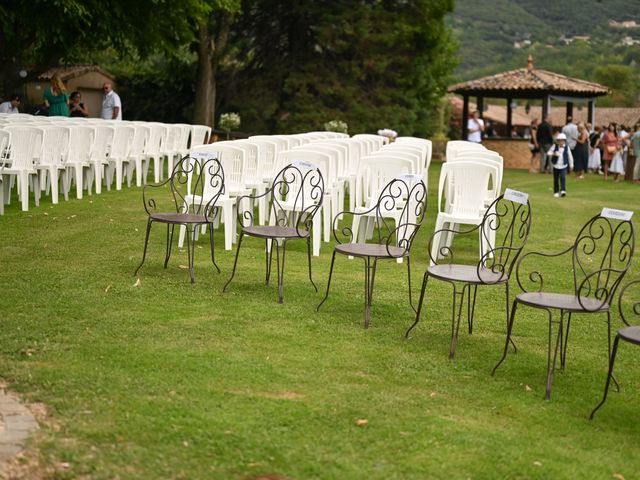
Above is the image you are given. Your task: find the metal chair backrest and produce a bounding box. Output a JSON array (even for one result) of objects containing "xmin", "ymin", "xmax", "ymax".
[
  {"xmin": 478, "ymin": 194, "xmax": 532, "ymax": 283},
  {"xmin": 618, "ymin": 280, "xmax": 640, "ymax": 327},
  {"xmin": 4, "ymin": 126, "xmax": 43, "ymax": 170},
  {"xmin": 143, "ymin": 155, "xmax": 224, "ymax": 223},
  {"xmin": 572, "ymin": 214, "xmax": 635, "ymax": 309},
  {"xmin": 268, "ymin": 162, "xmax": 325, "ymax": 234}
]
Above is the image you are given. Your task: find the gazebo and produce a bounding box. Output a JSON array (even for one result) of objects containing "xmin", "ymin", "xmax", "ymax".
[{"xmin": 449, "ymin": 55, "xmax": 609, "ymax": 139}]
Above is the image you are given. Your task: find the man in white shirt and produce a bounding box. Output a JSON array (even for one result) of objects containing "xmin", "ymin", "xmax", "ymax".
[
  {"xmin": 0, "ymin": 94, "xmax": 21, "ymax": 114},
  {"xmin": 467, "ymin": 110, "xmax": 484, "ymax": 143},
  {"xmin": 561, "ymin": 116, "xmax": 578, "ymax": 151},
  {"xmin": 101, "ymin": 83, "xmax": 122, "ymax": 120}
]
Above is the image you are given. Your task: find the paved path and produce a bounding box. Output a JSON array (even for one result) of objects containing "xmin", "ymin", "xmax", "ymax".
[{"xmin": 0, "ymin": 388, "xmax": 38, "ymax": 463}]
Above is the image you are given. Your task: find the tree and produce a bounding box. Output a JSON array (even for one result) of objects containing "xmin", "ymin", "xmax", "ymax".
[{"xmin": 219, "ymin": 0, "xmax": 457, "ymax": 136}]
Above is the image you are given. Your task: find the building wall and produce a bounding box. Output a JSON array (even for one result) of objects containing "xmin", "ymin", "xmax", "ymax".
[{"xmin": 483, "ymin": 139, "xmax": 531, "ymax": 169}]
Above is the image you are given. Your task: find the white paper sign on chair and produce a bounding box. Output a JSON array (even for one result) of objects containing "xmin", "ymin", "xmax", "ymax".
[
  {"xmin": 190, "ymin": 151, "xmax": 219, "ymax": 163},
  {"xmin": 292, "ymin": 160, "xmax": 318, "ymax": 171},
  {"xmin": 396, "ymin": 173, "xmax": 423, "ymax": 184},
  {"xmin": 503, "ymin": 188, "xmax": 528, "ymax": 205},
  {"xmin": 601, "ymin": 208, "xmax": 634, "ymax": 221}
]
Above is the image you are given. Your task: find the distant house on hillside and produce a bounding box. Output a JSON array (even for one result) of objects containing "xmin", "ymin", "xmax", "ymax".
[{"xmin": 25, "ymin": 65, "xmax": 116, "ymax": 117}]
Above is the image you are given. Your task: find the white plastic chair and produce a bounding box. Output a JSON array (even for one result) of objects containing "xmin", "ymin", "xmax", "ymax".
[
  {"xmin": 190, "ymin": 125, "xmax": 211, "ymax": 148},
  {"xmin": 65, "ymin": 125, "xmax": 95, "ymax": 199},
  {"xmin": 3, "ymin": 126, "xmax": 43, "ymax": 211},
  {"xmin": 431, "ymin": 161, "xmax": 498, "ymax": 264},
  {"xmin": 453, "ymin": 150, "xmax": 503, "ymax": 208},
  {"xmin": 445, "ymin": 140, "xmax": 486, "ymax": 162},
  {"xmin": 105, "ymin": 124, "xmax": 134, "ymax": 190},
  {"xmin": 143, "ymin": 123, "xmax": 166, "ymax": 182},
  {"xmin": 0, "ymin": 129, "xmax": 10, "ymax": 214},
  {"xmin": 37, "ymin": 125, "xmax": 71, "ymax": 204},
  {"xmin": 127, "ymin": 124, "xmax": 150, "ymax": 187},
  {"xmin": 88, "ymin": 125, "xmax": 115, "ymax": 194}
]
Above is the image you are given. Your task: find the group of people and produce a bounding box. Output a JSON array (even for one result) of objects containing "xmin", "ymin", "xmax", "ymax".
[
  {"xmin": 0, "ymin": 72, "xmax": 122, "ymax": 120},
  {"xmin": 529, "ymin": 116, "xmax": 640, "ymax": 183}
]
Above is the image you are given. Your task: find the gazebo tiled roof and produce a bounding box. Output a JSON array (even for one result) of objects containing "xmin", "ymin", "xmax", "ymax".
[
  {"xmin": 449, "ymin": 57, "xmax": 609, "ymax": 98},
  {"xmin": 38, "ymin": 65, "xmax": 115, "ymax": 82}
]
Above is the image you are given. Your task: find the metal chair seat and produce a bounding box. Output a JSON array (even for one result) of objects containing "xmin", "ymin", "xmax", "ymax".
[
  {"xmin": 335, "ymin": 243, "xmax": 406, "ymax": 258},
  {"xmin": 618, "ymin": 326, "xmax": 640, "ymax": 346},
  {"xmin": 150, "ymin": 212, "xmax": 208, "ymax": 225},
  {"xmin": 516, "ymin": 292, "xmax": 609, "ymax": 313},
  {"xmin": 427, "ymin": 264, "xmax": 505, "ymax": 284},
  {"xmin": 243, "ymin": 225, "xmax": 309, "ymax": 239}
]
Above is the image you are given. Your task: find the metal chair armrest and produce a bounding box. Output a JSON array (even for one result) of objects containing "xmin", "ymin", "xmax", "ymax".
[{"xmin": 514, "ymin": 245, "xmax": 574, "ymax": 293}]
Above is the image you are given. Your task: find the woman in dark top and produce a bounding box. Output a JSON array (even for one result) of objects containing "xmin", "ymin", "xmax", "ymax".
[
  {"xmin": 573, "ymin": 122, "xmax": 589, "ymax": 179},
  {"xmin": 528, "ymin": 119, "xmax": 539, "ymax": 173},
  {"xmin": 68, "ymin": 91, "xmax": 89, "ymax": 117}
]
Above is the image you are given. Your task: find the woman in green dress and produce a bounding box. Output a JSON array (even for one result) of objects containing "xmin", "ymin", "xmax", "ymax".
[{"xmin": 43, "ymin": 73, "xmax": 70, "ymax": 117}]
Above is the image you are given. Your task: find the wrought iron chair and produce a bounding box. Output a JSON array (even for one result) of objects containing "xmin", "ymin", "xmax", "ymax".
[
  {"xmin": 590, "ymin": 280, "xmax": 640, "ymax": 418},
  {"xmin": 316, "ymin": 174, "xmax": 427, "ymax": 328},
  {"xmin": 492, "ymin": 213, "xmax": 635, "ymax": 400},
  {"xmin": 222, "ymin": 162, "xmax": 324, "ymax": 303},
  {"xmin": 405, "ymin": 192, "xmax": 532, "ymax": 358},
  {"xmin": 134, "ymin": 154, "xmax": 225, "ymax": 283}
]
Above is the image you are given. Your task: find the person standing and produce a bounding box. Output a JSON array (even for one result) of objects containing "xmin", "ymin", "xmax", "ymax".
[
  {"xmin": 562, "ymin": 115, "xmax": 579, "ymax": 157},
  {"xmin": 573, "ymin": 122, "xmax": 589, "ymax": 179},
  {"xmin": 467, "ymin": 111, "xmax": 484, "ymax": 143},
  {"xmin": 43, "ymin": 73, "xmax": 70, "ymax": 117},
  {"xmin": 537, "ymin": 115, "xmax": 554, "ymax": 173},
  {"xmin": 101, "ymin": 83, "xmax": 122, "ymax": 120},
  {"xmin": 68, "ymin": 91, "xmax": 89, "ymax": 117},
  {"xmin": 528, "ymin": 119, "xmax": 539, "ymax": 173},
  {"xmin": 631, "ymin": 125, "xmax": 640, "ymax": 183},
  {"xmin": 588, "ymin": 124, "xmax": 602, "ymax": 173},
  {"xmin": 0, "ymin": 94, "xmax": 21, "ymax": 113},
  {"xmin": 548, "ymin": 133, "xmax": 573, "ymax": 198},
  {"xmin": 601, "ymin": 123, "xmax": 619, "ymax": 180}
]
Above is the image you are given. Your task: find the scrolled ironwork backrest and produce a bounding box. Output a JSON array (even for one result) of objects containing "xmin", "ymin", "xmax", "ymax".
[
  {"xmin": 618, "ymin": 280, "xmax": 640, "ymax": 327},
  {"xmin": 333, "ymin": 177, "xmax": 427, "ymax": 257},
  {"xmin": 142, "ymin": 155, "xmax": 225, "ymax": 222},
  {"xmin": 478, "ymin": 195, "xmax": 532, "ymax": 283},
  {"xmin": 573, "ymin": 215, "xmax": 635, "ymax": 310},
  {"xmin": 239, "ymin": 163, "xmax": 324, "ymax": 234}
]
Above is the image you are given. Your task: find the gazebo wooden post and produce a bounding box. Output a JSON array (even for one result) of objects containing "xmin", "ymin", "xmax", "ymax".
[
  {"xmin": 506, "ymin": 98, "xmax": 513, "ymax": 138},
  {"xmin": 462, "ymin": 95, "xmax": 469, "ymax": 140},
  {"xmin": 542, "ymin": 95, "xmax": 550, "ymax": 122},
  {"xmin": 588, "ymin": 99, "xmax": 595, "ymax": 126},
  {"xmin": 566, "ymin": 102, "xmax": 574, "ymax": 122},
  {"xmin": 477, "ymin": 96, "xmax": 484, "ymax": 118}
]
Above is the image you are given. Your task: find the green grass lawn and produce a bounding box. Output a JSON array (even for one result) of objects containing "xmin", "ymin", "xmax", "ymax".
[{"xmin": 0, "ymin": 164, "xmax": 639, "ymax": 479}]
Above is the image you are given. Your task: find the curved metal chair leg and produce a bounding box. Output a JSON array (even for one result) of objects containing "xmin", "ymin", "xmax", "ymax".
[
  {"xmin": 208, "ymin": 222, "xmax": 220, "ymax": 273},
  {"xmin": 406, "ymin": 256, "xmax": 416, "ymax": 313},
  {"xmin": 606, "ymin": 311, "xmax": 621, "ymax": 392},
  {"xmin": 467, "ymin": 284, "xmax": 478, "ymax": 334},
  {"xmin": 164, "ymin": 224, "xmax": 175, "ymax": 268},
  {"xmin": 545, "ymin": 309, "xmax": 563, "ymax": 400},
  {"xmin": 405, "ymin": 273, "xmax": 429, "ymax": 338},
  {"xmin": 275, "ymin": 239, "xmax": 287, "ymax": 303},
  {"xmin": 363, "ymin": 256, "xmax": 377, "ymax": 328},
  {"xmin": 492, "ymin": 299, "xmax": 519, "ymax": 375},
  {"xmin": 306, "ymin": 236, "xmax": 317, "ymax": 292},
  {"xmin": 185, "ymin": 224, "xmax": 196, "ymax": 283},
  {"xmin": 266, "ymin": 238, "xmax": 274, "ymax": 285},
  {"xmin": 316, "ymin": 250, "xmax": 337, "ymax": 312},
  {"xmin": 450, "ymin": 283, "xmax": 467, "ymax": 359},
  {"xmin": 505, "ymin": 282, "xmax": 518, "ymax": 352},
  {"xmin": 134, "ymin": 218, "xmax": 153, "ymax": 276},
  {"xmin": 590, "ymin": 335, "xmax": 620, "ymax": 419},
  {"xmin": 560, "ymin": 311, "xmax": 572, "ymax": 371},
  {"xmin": 222, "ymin": 232, "xmax": 244, "ymax": 292}
]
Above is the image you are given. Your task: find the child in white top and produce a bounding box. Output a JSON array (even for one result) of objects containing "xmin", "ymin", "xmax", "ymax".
[{"xmin": 547, "ymin": 133, "xmax": 574, "ymax": 197}]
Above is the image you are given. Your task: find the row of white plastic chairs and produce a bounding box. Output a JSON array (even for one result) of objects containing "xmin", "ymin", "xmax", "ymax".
[
  {"xmin": 188, "ymin": 133, "xmax": 432, "ymax": 256},
  {"xmin": 431, "ymin": 140, "xmax": 504, "ymax": 263},
  {"xmin": 0, "ymin": 113, "xmax": 213, "ymax": 212}
]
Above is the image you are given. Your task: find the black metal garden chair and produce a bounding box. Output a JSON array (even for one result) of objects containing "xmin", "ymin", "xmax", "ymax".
[
  {"xmin": 134, "ymin": 154, "xmax": 225, "ymax": 283},
  {"xmin": 316, "ymin": 174, "xmax": 427, "ymax": 328},
  {"xmin": 492, "ymin": 211, "xmax": 635, "ymax": 400},
  {"xmin": 590, "ymin": 279, "xmax": 640, "ymax": 419},
  {"xmin": 405, "ymin": 190, "xmax": 532, "ymax": 358},
  {"xmin": 222, "ymin": 162, "xmax": 324, "ymax": 303}
]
